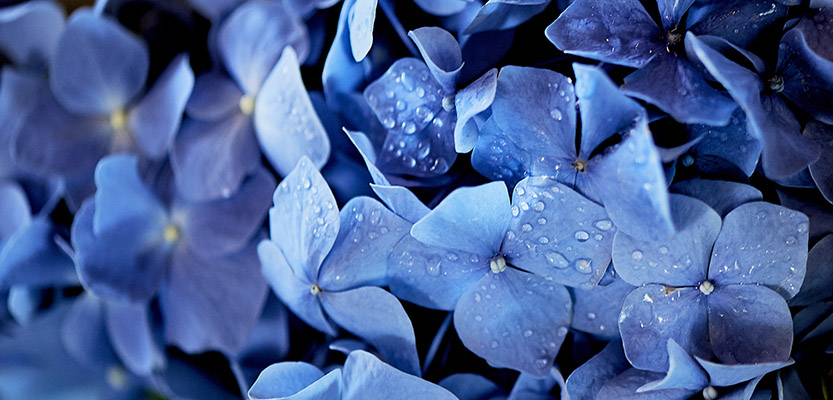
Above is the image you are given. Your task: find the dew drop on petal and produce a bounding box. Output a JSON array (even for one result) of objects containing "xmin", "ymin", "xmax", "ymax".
[
  {"xmin": 523, "ymin": 330, "xmax": 533, "ymax": 337},
  {"xmin": 594, "ymin": 219, "xmax": 612, "ymax": 231},
  {"xmin": 546, "ymin": 252, "xmax": 569, "ymax": 269},
  {"xmin": 574, "ymin": 230, "xmax": 590, "ymax": 242},
  {"xmin": 632, "ymin": 250, "xmax": 643, "ymax": 261}
]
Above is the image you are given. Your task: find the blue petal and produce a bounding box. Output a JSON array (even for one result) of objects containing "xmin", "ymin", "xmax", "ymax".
[
  {"xmin": 545, "ymin": 0, "xmax": 664, "ymax": 68},
  {"xmin": 92, "ymin": 154, "xmax": 167, "ymax": 238},
  {"xmin": 565, "ymin": 341, "xmax": 630, "ymax": 400},
  {"xmin": 364, "ymin": 58, "xmax": 447, "ymax": 135},
  {"xmin": 439, "ymin": 374, "xmax": 504, "ymax": 400},
  {"xmin": 453, "ymin": 268, "xmax": 572, "ymax": 378},
  {"xmin": 161, "ymin": 244, "xmax": 268, "ymax": 355},
  {"xmin": 321, "ymin": 287, "xmax": 420, "ymax": 376},
  {"xmin": 688, "ymin": 1, "xmax": 790, "ymax": 50},
  {"xmin": 217, "ymin": 0, "xmax": 308, "ymax": 95},
  {"xmin": 323, "ymin": 0, "xmax": 367, "ymax": 110},
  {"xmin": 574, "ymin": 63, "xmax": 644, "ymax": 159},
  {"xmin": 621, "ymin": 53, "xmax": 737, "ymax": 125},
  {"xmin": 793, "ymin": 6, "xmax": 833, "ymax": 62},
  {"xmin": 619, "ymin": 285, "xmax": 711, "ymax": 372},
  {"xmin": 570, "ymin": 276, "xmax": 634, "ymax": 339},
  {"xmin": 105, "ymin": 300, "xmax": 166, "ymax": 375},
  {"xmin": 688, "ymin": 109, "xmax": 762, "ymax": 177},
  {"xmin": 61, "ymin": 293, "xmax": 119, "ymax": 369},
  {"xmin": 776, "ymin": 366, "xmax": 812, "ymax": 400},
  {"xmin": 790, "ymin": 234, "xmax": 833, "ymax": 306},
  {"xmin": 13, "ymin": 90, "xmax": 111, "ymax": 176},
  {"xmin": 258, "ymin": 240, "xmax": 337, "ymax": 336},
  {"xmin": 411, "ymin": 181, "xmax": 509, "ymax": 256},
  {"xmin": 502, "ymin": 177, "xmax": 615, "ymax": 289},
  {"xmin": 51, "ymin": 10, "xmax": 148, "ymax": 115},
  {"xmin": 0, "ymin": 1, "xmax": 64, "ymax": 69},
  {"xmin": 73, "ymin": 199, "xmax": 168, "ymax": 303},
  {"xmin": 590, "ymin": 118, "xmax": 675, "ymax": 241},
  {"xmin": 508, "ymin": 371, "xmax": 562, "ymax": 400},
  {"xmin": 249, "ymin": 362, "xmax": 342, "ymax": 400},
  {"xmin": 777, "ymin": 188, "xmax": 833, "ymax": 243},
  {"xmin": 370, "ymin": 184, "xmax": 430, "ymax": 224},
  {"xmin": 613, "ymin": 194, "xmax": 719, "ymax": 287},
  {"xmin": 255, "ymin": 47, "xmax": 331, "ymax": 177},
  {"xmin": 0, "ymin": 182, "xmax": 30, "ymax": 243},
  {"xmin": 185, "ymin": 72, "xmax": 244, "ymax": 121},
  {"xmin": 686, "ymin": 32, "xmax": 819, "ymax": 179},
  {"xmin": 409, "ymin": 27, "xmax": 463, "ymax": 93},
  {"xmin": 0, "ymin": 67, "xmax": 46, "ymax": 175},
  {"xmin": 779, "ymin": 28, "xmax": 833, "ymax": 125},
  {"xmin": 342, "ymin": 350, "xmax": 456, "ymax": 399},
  {"xmin": 128, "ymin": 54, "xmax": 194, "ymax": 159},
  {"xmin": 597, "ymin": 368, "xmax": 695, "ymax": 400},
  {"xmin": 176, "ymin": 168, "xmax": 275, "ymax": 258},
  {"xmin": 376, "ymin": 107, "xmax": 457, "ymax": 177},
  {"xmin": 671, "ymin": 179, "xmax": 763, "ymax": 218},
  {"xmin": 171, "ymin": 115, "xmax": 261, "ymax": 201},
  {"xmin": 388, "ymin": 235, "xmax": 489, "ymax": 311},
  {"xmin": 454, "ymin": 68, "xmax": 497, "ymax": 153},
  {"xmin": 344, "ymin": 129, "xmax": 389, "ymax": 185},
  {"xmin": 269, "ymin": 157, "xmax": 339, "ymax": 282},
  {"xmin": 696, "ymin": 357, "xmax": 793, "ymax": 387},
  {"xmin": 657, "ymin": 0, "xmax": 695, "ymax": 29},
  {"xmin": 348, "ymin": 0, "xmax": 377, "ymax": 62},
  {"xmin": 318, "ymin": 197, "xmax": 410, "ymax": 291},
  {"xmin": 413, "ymin": 0, "xmax": 468, "ymax": 16},
  {"xmin": 463, "ymin": 0, "xmax": 551, "ymax": 35},
  {"xmin": 708, "ymin": 202, "xmax": 808, "ymax": 300},
  {"xmin": 638, "ymin": 339, "xmax": 708, "ymax": 392},
  {"xmin": 708, "ymin": 285, "xmax": 793, "ymax": 364},
  {"xmin": 0, "ymin": 218, "xmax": 77, "ymax": 288}
]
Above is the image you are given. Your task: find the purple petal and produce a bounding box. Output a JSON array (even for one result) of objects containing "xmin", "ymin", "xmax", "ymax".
[
  {"xmin": 185, "ymin": 72, "xmax": 244, "ymax": 121},
  {"xmin": 409, "ymin": 27, "xmax": 463, "ymax": 93},
  {"xmin": 388, "ymin": 235, "xmax": 489, "ymax": 311},
  {"xmin": 412, "ymin": 0, "xmax": 469, "ymax": 16},
  {"xmin": 545, "ymin": 0, "xmax": 664, "ymax": 68},
  {"xmin": 688, "ymin": 0, "xmax": 789, "ymax": 49},
  {"xmin": 708, "ymin": 202, "xmax": 808, "ymax": 300},
  {"xmin": 176, "ymin": 168, "xmax": 275, "ymax": 258},
  {"xmin": 619, "ymin": 285, "xmax": 711, "ymax": 372},
  {"xmin": 439, "ymin": 374, "xmax": 504, "ymax": 400},
  {"xmin": 790, "ymin": 234, "xmax": 833, "ymax": 306},
  {"xmin": 779, "ymin": 29, "xmax": 833, "ymax": 125},
  {"xmin": 463, "ymin": 0, "xmax": 550, "ymax": 35},
  {"xmin": 454, "ymin": 268, "xmax": 572, "ymax": 378},
  {"xmin": 217, "ymin": 0, "xmax": 308, "ymax": 95},
  {"xmin": 92, "ymin": 154, "xmax": 166, "ymax": 238},
  {"xmin": 0, "ymin": 218, "xmax": 77, "ymax": 288},
  {"xmin": 0, "ymin": 182, "xmax": 30, "ymax": 242},
  {"xmin": 411, "ymin": 181, "xmax": 509, "ymax": 256},
  {"xmin": 688, "ymin": 109, "xmax": 762, "ymax": 177},
  {"xmin": 321, "ymin": 287, "xmax": 420, "ymax": 375},
  {"xmin": 161, "ymin": 244, "xmax": 268, "ymax": 355},
  {"xmin": 696, "ymin": 357, "xmax": 793, "ymax": 387},
  {"xmin": 51, "ymin": 10, "xmax": 148, "ymax": 115},
  {"xmin": 806, "ymin": 121, "xmax": 833, "ymax": 203},
  {"xmin": 319, "ymin": 197, "xmax": 410, "ymax": 291},
  {"xmin": 128, "ymin": 54, "xmax": 194, "ymax": 159},
  {"xmin": 60, "ymin": 293, "xmax": 118, "ymax": 368},
  {"xmin": 502, "ymin": 177, "xmax": 615, "ymax": 289},
  {"xmin": 171, "ymin": 115, "xmax": 261, "ymax": 202},
  {"xmin": 708, "ymin": 285, "xmax": 793, "ymax": 364},
  {"xmin": 613, "ymin": 194, "xmax": 719, "ymax": 287},
  {"xmin": 597, "ymin": 368, "xmax": 695, "ymax": 400},
  {"xmin": 255, "ymin": 47, "xmax": 331, "ymax": 177}
]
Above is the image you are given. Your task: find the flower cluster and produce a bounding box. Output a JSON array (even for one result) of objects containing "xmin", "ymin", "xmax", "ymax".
[{"xmin": 0, "ymin": 0, "xmax": 831, "ymax": 399}]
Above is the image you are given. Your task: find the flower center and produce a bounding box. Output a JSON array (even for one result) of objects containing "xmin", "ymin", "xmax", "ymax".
[
  {"xmin": 239, "ymin": 95, "xmax": 255, "ymax": 115},
  {"xmin": 572, "ymin": 159, "xmax": 587, "ymax": 172},
  {"xmin": 442, "ymin": 95, "xmax": 455, "ymax": 112},
  {"xmin": 699, "ymin": 280, "xmax": 715, "ymax": 295},
  {"xmin": 767, "ymin": 75, "xmax": 784, "ymax": 93},
  {"xmin": 110, "ymin": 109, "xmax": 128, "ymax": 131},
  {"xmin": 106, "ymin": 365, "xmax": 128, "ymax": 390},
  {"xmin": 489, "ymin": 255, "xmax": 507, "ymax": 274},
  {"xmin": 666, "ymin": 25, "xmax": 684, "ymax": 53},
  {"xmin": 163, "ymin": 224, "xmax": 181, "ymax": 243},
  {"xmin": 310, "ymin": 284, "xmax": 321, "ymax": 295}
]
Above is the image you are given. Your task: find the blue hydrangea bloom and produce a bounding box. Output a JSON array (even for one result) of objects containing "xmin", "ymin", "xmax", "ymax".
[
  {"xmin": 72, "ymin": 154, "xmax": 272, "ymax": 362},
  {"xmin": 471, "ymin": 63, "xmax": 674, "ymax": 241},
  {"xmin": 248, "ymin": 350, "xmax": 458, "ymax": 400},
  {"xmin": 614, "ymin": 195, "xmax": 807, "ymax": 372},
  {"xmin": 0, "ymin": 0, "xmax": 65, "ymax": 71},
  {"xmin": 175, "ymin": 0, "xmax": 329, "ymax": 200},
  {"xmin": 257, "ymin": 156, "xmax": 420, "ymax": 375},
  {"xmin": 389, "ymin": 177, "xmax": 615, "ymax": 376},
  {"xmin": 546, "ymin": 0, "xmax": 743, "ymax": 125}
]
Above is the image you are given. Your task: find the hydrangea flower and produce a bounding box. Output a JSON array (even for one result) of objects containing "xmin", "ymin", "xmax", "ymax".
[
  {"xmin": 72, "ymin": 154, "xmax": 272, "ymax": 366},
  {"xmin": 389, "ymin": 177, "xmax": 617, "ymax": 376},
  {"xmin": 248, "ymin": 350, "xmax": 458, "ymax": 400},
  {"xmin": 175, "ymin": 0, "xmax": 328, "ymax": 200},
  {"xmin": 13, "ymin": 9, "xmax": 194, "ymax": 181},
  {"xmin": 471, "ymin": 63, "xmax": 673, "ymax": 241},
  {"xmin": 614, "ymin": 195, "xmax": 808, "ymax": 372},
  {"xmin": 257, "ymin": 157, "xmax": 420, "ymax": 375}
]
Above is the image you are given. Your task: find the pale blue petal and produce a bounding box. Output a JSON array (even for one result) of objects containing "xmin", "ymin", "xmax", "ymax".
[
  {"xmin": 348, "ymin": 0, "xmax": 376, "ymax": 62},
  {"xmin": 696, "ymin": 357, "xmax": 793, "ymax": 387},
  {"xmin": 411, "ymin": 181, "xmax": 509, "ymax": 256},
  {"xmin": 637, "ymin": 339, "xmax": 708, "ymax": 392},
  {"xmin": 454, "ymin": 68, "xmax": 497, "ymax": 153},
  {"xmin": 105, "ymin": 300, "xmax": 166, "ymax": 375},
  {"xmin": 92, "ymin": 154, "xmax": 167, "ymax": 238},
  {"xmin": 342, "ymin": 350, "xmax": 456, "ymax": 399},
  {"xmin": 464, "ymin": 0, "xmax": 550, "ymax": 35},
  {"xmin": 0, "ymin": 182, "xmax": 30, "ymax": 243},
  {"xmin": 0, "ymin": 218, "xmax": 77, "ymax": 288},
  {"xmin": 597, "ymin": 368, "xmax": 695, "ymax": 400},
  {"xmin": 0, "ymin": 1, "xmax": 64, "ymax": 69},
  {"xmin": 370, "ymin": 184, "xmax": 430, "ymax": 224},
  {"xmin": 409, "ymin": 27, "xmax": 463, "ymax": 93},
  {"xmin": 413, "ymin": 0, "xmax": 469, "ymax": 16},
  {"xmin": 565, "ymin": 341, "xmax": 629, "ymax": 400},
  {"xmin": 657, "ymin": 0, "xmax": 695, "ymax": 29},
  {"xmin": 439, "ymin": 374, "xmax": 504, "ymax": 400},
  {"xmin": 570, "ymin": 276, "xmax": 634, "ymax": 339},
  {"xmin": 249, "ymin": 362, "xmax": 342, "ymax": 400},
  {"xmin": 255, "ymin": 47, "xmax": 331, "ymax": 177}
]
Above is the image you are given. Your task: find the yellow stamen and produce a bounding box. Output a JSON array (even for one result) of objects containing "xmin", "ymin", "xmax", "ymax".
[{"xmin": 239, "ymin": 95, "xmax": 255, "ymax": 115}]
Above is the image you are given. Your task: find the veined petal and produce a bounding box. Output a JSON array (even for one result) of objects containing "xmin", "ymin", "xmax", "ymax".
[
  {"xmin": 637, "ymin": 339, "xmax": 708, "ymax": 392},
  {"xmin": 342, "ymin": 350, "xmax": 456, "ymax": 399},
  {"xmin": 409, "ymin": 27, "xmax": 463, "ymax": 93},
  {"xmin": 249, "ymin": 362, "xmax": 342, "ymax": 400}
]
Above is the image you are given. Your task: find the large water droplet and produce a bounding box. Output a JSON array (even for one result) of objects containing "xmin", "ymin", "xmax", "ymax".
[
  {"xmin": 426, "ymin": 256, "xmax": 442, "ymax": 277},
  {"xmin": 550, "ymin": 109, "xmax": 563, "ymax": 121},
  {"xmin": 785, "ymin": 236, "xmax": 797, "ymax": 245},
  {"xmin": 523, "ymin": 330, "xmax": 533, "ymax": 337},
  {"xmin": 546, "ymin": 252, "xmax": 569, "ymax": 269},
  {"xmin": 575, "ymin": 258, "xmax": 593, "ymax": 274},
  {"xmin": 521, "ymin": 223, "xmax": 533, "ymax": 232},
  {"xmin": 490, "ymin": 341, "xmax": 499, "ymax": 349},
  {"xmin": 575, "ymin": 230, "xmax": 590, "ymax": 242},
  {"xmin": 594, "ymin": 219, "xmax": 613, "ymax": 231},
  {"xmin": 632, "ymin": 250, "xmax": 644, "ymax": 261},
  {"xmin": 534, "ymin": 358, "xmax": 549, "ymax": 369},
  {"xmin": 587, "ymin": 312, "xmax": 596, "ymax": 320},
  {"xmin": 533, "ymin": 201, "xmax": 545, "ymax": 212},
  {"xmin": 557, "ymin": 326, "xmax": 568, "ymax": 336}
]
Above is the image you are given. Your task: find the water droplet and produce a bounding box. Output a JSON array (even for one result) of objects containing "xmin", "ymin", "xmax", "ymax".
[
  {"xmin": 475, "ymin": 315, "xmax": 483, "ymax": 322},
  {"xmin": 557, "ymin": 326, "xmax": 568, "ymax": 336},
  {"xmin": 534, "ymin": 358, "xmax": 549, "ymax": 369},
  {"xmin": 594, "ymin": 220, "xmax": 613, "ymax": 231},
  {"xmin": 538, "ymin": 236, "xmax": 549, "ymax": 244},
  {"xmin": 659, "ymin": 246, "xmax": 668, "ymax": 254},
  {"xmin": 575, "ymin": 258, "xmax": 592, "ymax": 274},
  {"xmin": 511, "ymin": 206, "xmax": 520, "ymax": 217},
  {"xmin": 426, "ymin": 256, "xmax": 441, "ymax": 277},
  {"xmin": 490, "ymin": 341, "xmax": 499, "ymax": 349},
  {"xmin": 756, "ymin": 211, "xmax": 767, "ymax": 219},
  {"xmin": 632, "ymin": 250, "xmax": 643, "ymax": 261},
  {"xmin": 785, "ymin": 236, "xmax": 797, "ymax": 245},
  {"xmin": 537, "ymin": 218, "xmax": 547, "ymax": 225},
  {"xmin": 474, "ymin": 293, "xmax": 482, "ymax": 302},
  {"xmin": 550, "ymin": 109, "xmax": 563, "ymax": 120},
  {"xmin": 797, "ymin": 222, "xmax": 808, "ymax": 233},
  {"xmin": 546, "ymin": 252, "xmax": 569, "ymax": 269},
  {"xmin": 302, "ymin": 178, "xmax": 311, "ymax": 189},
  {"xmin": 533, "ymin": 201, "xmax": 545, "ymax": 212},
  {"xmin": 587, "ymin": 312, "xmax": 596, "ymax": 320},
  {"xmin": 395, "ymin": 100, "xmax": 407, "ymax": 111},
  {"xmin": 403, "ymin": 122, "xmax": 416, "ymax": 134},
  {"xmin": 523, "ymin": 330, "xmax": 533, "ymax": 337},
  {"xmin": 522, "ymin": 223, "xmax": 533, "ymax": 232},
  {"xmin": 575, "ymin": 230, "xmax": 590, "ymax": 242}
]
